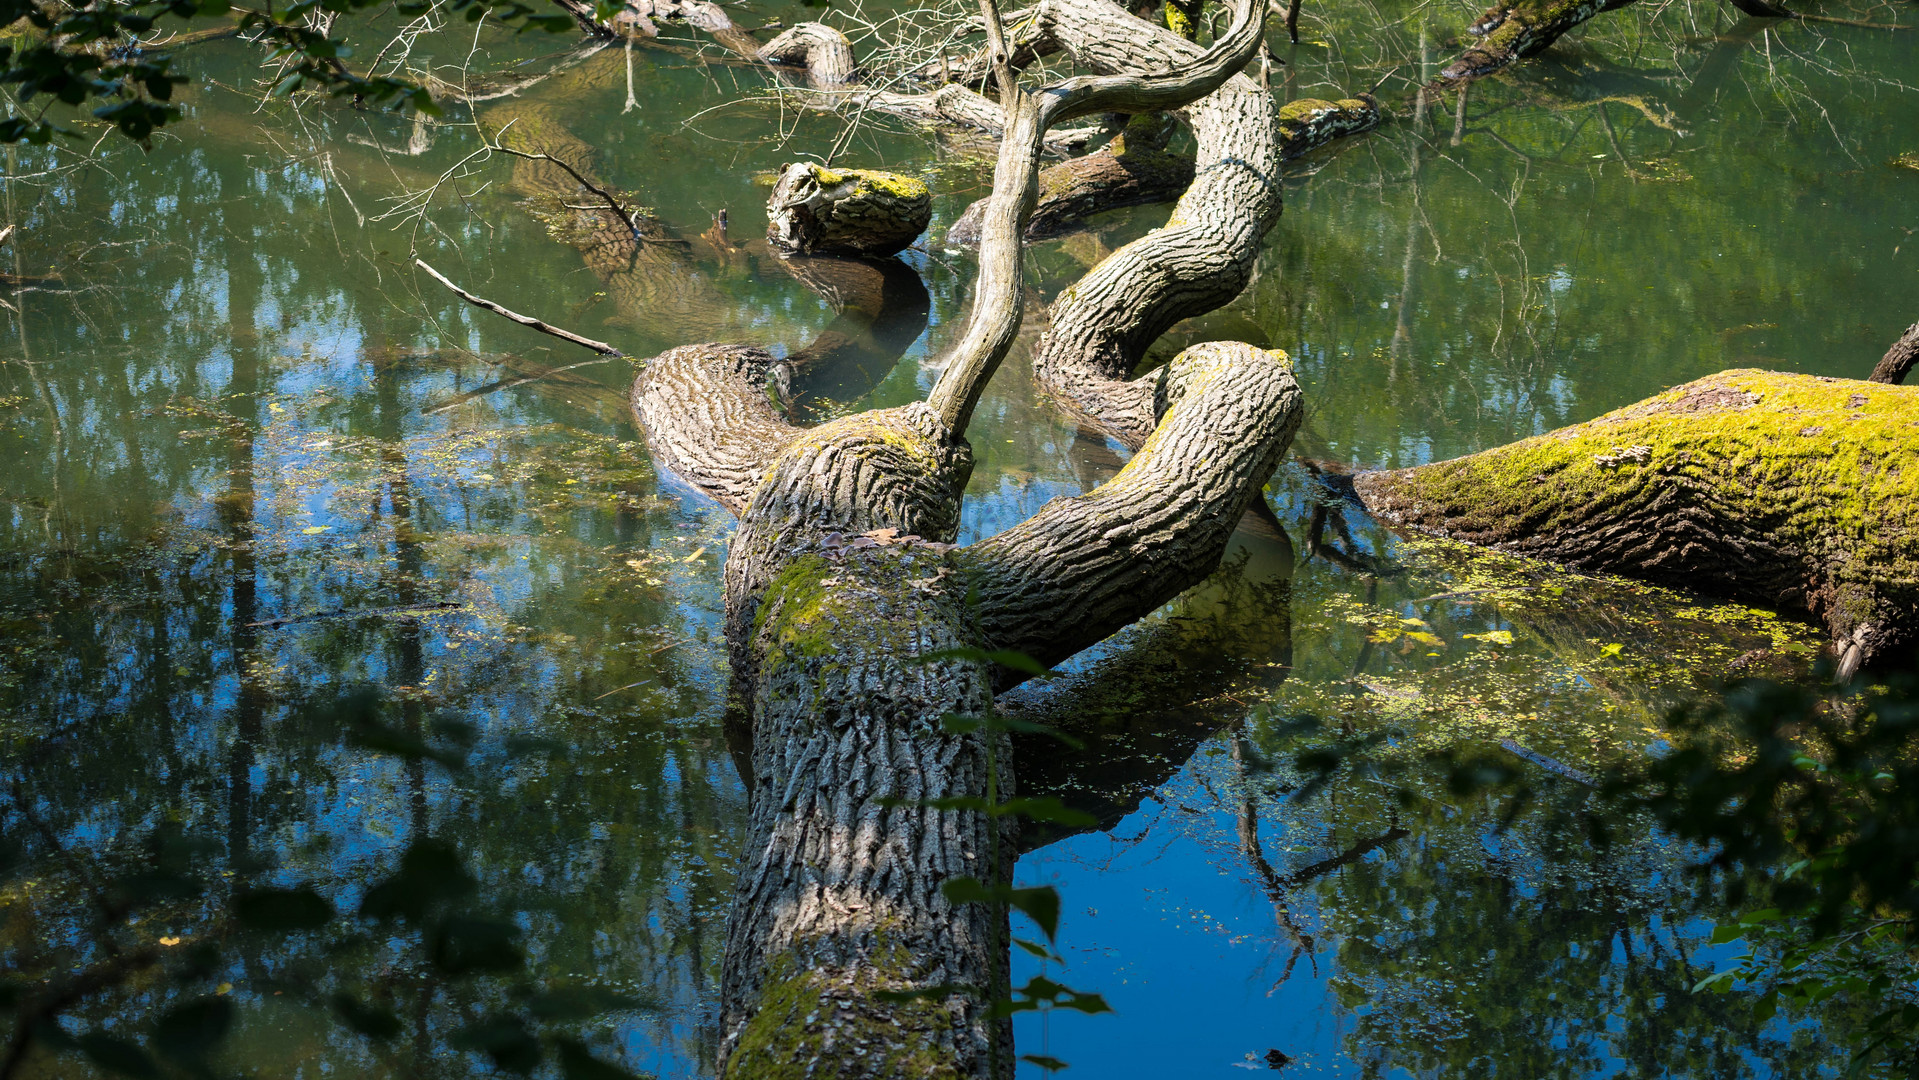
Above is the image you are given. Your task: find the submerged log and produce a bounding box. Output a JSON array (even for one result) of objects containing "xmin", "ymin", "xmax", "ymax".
[
  {"xmin": 1440, "ymin": 0, "xmax": 1641, "ymax": 82},
  {"xmin": 1351, "ymin": 369, "xmax": 1919, "ymax": 680},
  {"xmin": 766, "ymin": 163, "xmax": 932, "ymax": 257}
]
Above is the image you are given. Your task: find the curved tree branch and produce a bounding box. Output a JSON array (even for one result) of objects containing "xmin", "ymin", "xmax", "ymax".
[
  {"xmin": 927, "ymin": 0, "xmax": 1268, "ymax": 434},
  {"xmin": 965, "ymin": 342, "xmax": 1303, "ymax": 678},
  {"xmin": 1024, "ymin": 0, "xmax": 1283, "ymax": 444}
]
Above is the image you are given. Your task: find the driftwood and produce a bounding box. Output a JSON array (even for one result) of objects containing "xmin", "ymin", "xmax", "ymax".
[
  {"xmin": 1436, "ymin": 0, "xmax": 1905, "ymax": 84},
  {"xmin": 1352, "ymin": 370, "xmax": 1919, "ymax": 680},
  {"xmin": 1441, "ymin": 0, "xmax": 1644, "ymax": 82}
]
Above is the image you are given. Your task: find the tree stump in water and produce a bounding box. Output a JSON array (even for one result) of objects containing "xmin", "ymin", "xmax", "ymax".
[
  {"xmin": 767, "ymin": 163, "xmax": 932, "ymax": 257},
  {"xmin": 1351, "ymin": 370, "xmax": 1919, "ymax": 679}
]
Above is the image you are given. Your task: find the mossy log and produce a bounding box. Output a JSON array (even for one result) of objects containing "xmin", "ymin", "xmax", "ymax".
[
  {"xmin": 766, "ymin": 163, "xmax": 932, "ymax": 257},
  {"xmin": 1440, "ymin": 0, "xmax": 1642, "ymax": 81},
  {"xmin": 1351, "ymin": 370, "xmax": 1919, "ymax": 679},
  {"xmin": 945, "ymin": 94, "xmax": 1381, "ymax": 247}
]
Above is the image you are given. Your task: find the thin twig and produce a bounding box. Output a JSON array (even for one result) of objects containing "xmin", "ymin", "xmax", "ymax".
[
  {"xmin": 485, "ymin": 143, "xmax": 646, "ymax": 241},
  {"xmin": 415, "ymin": 260, "xmax": 625, "ymax": 357}
]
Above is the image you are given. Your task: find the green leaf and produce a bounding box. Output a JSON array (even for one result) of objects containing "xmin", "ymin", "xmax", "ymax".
[
  {"xmin": 995, "ymin": 797, "xmax": 1098, "ymax": 828},
  {"xmin": 872, "ymin": 983, "xmax": 975, "ymax": 1005},
  {"xmin": 1009, "ymin": 886, "xmax": 1061, "ymax": 941},
  {"xmin": 1021, "ymin": 1054, "xmax": 1071, "ymax": 1073},
  {"xmin": 452, "ymin": 1016, "xmax": 542, "ymax": 1074},
  {"xmin": 1691, "ymin": 971, "xmax": 1736, "ymax": 994},
  {"xmin": 1012, "ymin": 938, "xmax": 1056, "ymax": 960},
  {"xmin": 359, "ymin": 838, "xmax": 476, "ymax": 920},
  {"xmin": 426, "ymin": 915, "xmax": 524, "ymax": 975},
  {"xmin": 938, "ymin": 879, "xmax": 1063, "ymax": 939}
]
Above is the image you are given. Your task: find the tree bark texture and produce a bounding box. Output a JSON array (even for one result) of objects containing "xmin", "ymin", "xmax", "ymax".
[
  {"xmin": 613, "ymin": 1, "xmax": 1302, "ymax": 1075},
  {"xmin": 1021, "ymin": 0, "xmax": 1287, "ymax": 446},
  {"xmin": 1870, "ymin": 320, "xmax": 1919, "ymax": 386},
  {"xmin": 712, "ymin": 344, "xmax": 1298, "ymax": 1079},
  {"xmin": 1351, "ymin": 369, "xmax": 1919, "ymax": 680},
  {"xmin": 1440, "ymin": 0, "xmax": 1643, "ymax": 81},
  {"xmin": 767, "ymin": 163, "xmax": 933, "ymax": 257}
]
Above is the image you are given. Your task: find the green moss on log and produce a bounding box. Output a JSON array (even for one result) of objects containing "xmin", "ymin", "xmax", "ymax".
[
  {"xmin": 725, "ymin": 949, "xmax": 969, "ymax": 1080},
  {"xmin": 1441, "ymin": 0, "xmax": 1639, "ymax": 80},
  {"xmin": 1354, "ymin": 369, "xmax": 1919, "ymax": 675},
  {"xmin": 767, "ymin": 163, "xmax": 933, "ymax": 257},
  {"xmin": 1277, "ymin": 95, "xmax": 1382, "ymax": 158}
]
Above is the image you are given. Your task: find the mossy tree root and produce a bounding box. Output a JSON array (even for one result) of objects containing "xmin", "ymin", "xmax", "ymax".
[{"xmin": 1351, "ymin": 369, "xmax": 1919, "ymax": 680}]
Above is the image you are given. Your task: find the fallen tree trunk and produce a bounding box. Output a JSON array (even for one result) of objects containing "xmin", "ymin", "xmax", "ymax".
[
  {"xmin": 617, "ymin": 1, "xmax": 1302, "ymax": 1074},
  {"xmin": 1351, "ymin": 369, "xmax": 1919, "ymax": 680}
]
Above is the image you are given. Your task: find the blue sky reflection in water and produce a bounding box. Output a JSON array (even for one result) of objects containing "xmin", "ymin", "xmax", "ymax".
[{"xmin": 0, "ymin": 0, "xmax": 1915, "ymax": 1076}]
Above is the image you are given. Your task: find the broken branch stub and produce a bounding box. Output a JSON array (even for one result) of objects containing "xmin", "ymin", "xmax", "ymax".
[
  {"xmin": 766, "ymin": 163, "xmax": 932, "ymax": 257},
  {"xmin": 1869, "ymin": 320, "xmax": 1919, "ymax": 386},
  {"xmin": 1351, "ymin": 370, "xmax": 1919, "ymax": 681},
  {"xmin": 756, "ymin": 21, "xmax": 858, "ymax": 84}
]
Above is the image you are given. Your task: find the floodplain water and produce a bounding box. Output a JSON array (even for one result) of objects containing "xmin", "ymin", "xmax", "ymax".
[{"xmin": 1, "ymin": 1, "xmax": 1915, "ymax": 1076}]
